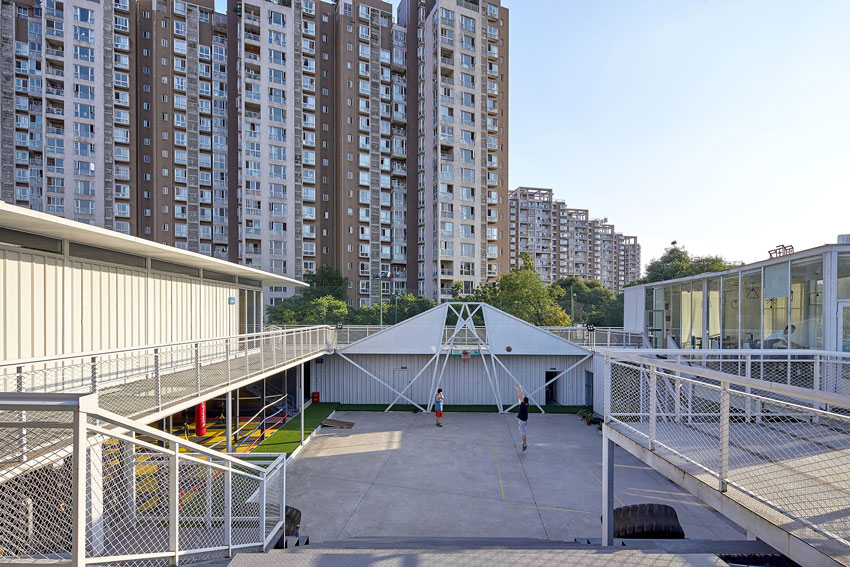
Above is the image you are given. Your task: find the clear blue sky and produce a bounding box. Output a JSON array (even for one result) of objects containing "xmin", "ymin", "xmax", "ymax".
[{"xmin": 501, "ymin": 0, "xmax": 850, "ymax": 268}]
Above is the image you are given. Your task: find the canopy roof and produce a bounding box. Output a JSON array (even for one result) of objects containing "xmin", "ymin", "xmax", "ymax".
[
  {"xmin": 0, "ymin": 202, "xmax": 305, "ymax": 287},
  {"xmin": 339, "ymin": 302, "xmax": 590, "ymax": 356}
]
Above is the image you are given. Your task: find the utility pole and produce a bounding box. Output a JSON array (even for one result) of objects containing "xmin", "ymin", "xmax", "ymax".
[
  {"xmin": 570, "ymin": 284, "xmax": 575, "ymax": 322},
  {"xmin": 374, "ymin": 272, "xmax": 388, "ymax": 326}
]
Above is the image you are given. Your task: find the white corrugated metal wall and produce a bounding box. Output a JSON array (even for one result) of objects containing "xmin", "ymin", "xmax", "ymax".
[
  {"xmin": 312, "ymin": 353, "xmax": 595, "ymax": 407},
  {"xmin": 0, "ymin": 246, "xmax": 243, "ymax": 361}
]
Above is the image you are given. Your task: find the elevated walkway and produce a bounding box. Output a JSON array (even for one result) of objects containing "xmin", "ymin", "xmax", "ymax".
[
  {"xmin": 1, "ymin": 326, "xmax": 333, "ymax": 425},
  {"xmin": 601, "ymin": 350, "xmax": 850, "ymax": 567}
]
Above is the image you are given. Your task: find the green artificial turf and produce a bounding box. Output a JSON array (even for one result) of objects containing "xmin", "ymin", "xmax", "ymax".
[{"xmin": 253, "ymin": 402, "xmax": 339, "ymax": 455}]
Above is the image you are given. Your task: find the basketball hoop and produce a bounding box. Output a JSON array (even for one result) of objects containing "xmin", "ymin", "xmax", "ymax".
[{"xmin": 461, "ymin": 351, "xmax": 471, "ymax": 363}]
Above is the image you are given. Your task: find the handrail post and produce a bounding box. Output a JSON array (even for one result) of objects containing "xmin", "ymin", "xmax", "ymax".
[
  {"xmin": 603, "ymin": 357, "xmax": 612, "ymax": 423},
  {"xmin": 169, "ymin": 442, "xmax": 180, "ymax": 566},
  {"xmin": 91, "ymin": 356, "xmax": 98, "ymax": 393},
  {"xmin": 259, "ymin": 469, "xmax": 267, "ymax": 544},
  {"xmin": 226, "ymin": 341, "xmax": 231, "ymax": 385},
  {"xmin": 281, "ymin": 457, "xmax": 286, "ymax": 538},
  {"xmin": 71, "ymin": 407, "xmax": 87, "ymax": 566},
  {"xmin": 649, "ymin": 366, "xmax": 657, "ymax": 451},
  {"xmin": 224, "ymin": 460, "xmax": 232, "ymax": 557},
  {"xmin": 194, "ymin": 342, "xmax": 201, "ymax": 396},
  {"xmin": 154, "ymin": 348, "xmax": 162, "ymax": 411},
  {"xmin": 260, "ymin": 331, "xmax": 265, "ymax": 371},
  {"xmin": 745, "ymin": 354, "xmax": 752, "ymax": 423},
  {"xmin": 719, "ymin": 381, "xmax": 729, "ymax": 493},
  {"xmin": 205, "ymin": 465, "xmax": 212, "ymax": 528},
  {"xmin": 674, "ymin": 375, "xmax": 682, "ymax": 424},
  {"xmin": 813, "ymin": 354, "xmax": 822, "ymax": 418},
  {"xmin": 17, "ymin": 366, "xmax": 28, "ymax": 462}
]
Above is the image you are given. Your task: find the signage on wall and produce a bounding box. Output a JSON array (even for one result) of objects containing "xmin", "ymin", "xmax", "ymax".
[{"xmin": 228, "ymin": 297, "xmax": 236, "ymax": 305}]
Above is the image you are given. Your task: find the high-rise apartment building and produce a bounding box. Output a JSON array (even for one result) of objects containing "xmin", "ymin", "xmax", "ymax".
[
  {"xmin": 400, "ymin": 0, "xmax": 509, "ymax": 300},
  {"xmin": 0, "ymin": 0, "xmax": 508, "ymax": 306},
  {"xmin": 509, "ymin": 187, "xmax": 641, "ymax": 293}
]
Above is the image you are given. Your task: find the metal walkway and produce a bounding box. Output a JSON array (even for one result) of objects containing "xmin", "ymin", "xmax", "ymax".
[
  {"xmin": 1, "ymin": 326, "xmax": 334, "ymax": 424},
  {"xmin": 601, "ymin": 350, "xmax": 850, "ymax": 567}
]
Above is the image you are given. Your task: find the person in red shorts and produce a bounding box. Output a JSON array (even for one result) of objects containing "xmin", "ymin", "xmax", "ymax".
[{"xmin": 434, "ymin": 388, "xmax": 444, "ymax": 427}]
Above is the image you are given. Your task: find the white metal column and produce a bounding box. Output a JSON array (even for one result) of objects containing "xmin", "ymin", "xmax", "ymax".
[
  {"xmin": 226, "ymin": 390, "xmax": 233, "ymax": 453},
  {"xmin": 602, "ymin": 429, "xmax": 615, "ymax": 546},
  {"xmin": 299, "ymin": 363, "xmax": 304, "ymax": 445}
]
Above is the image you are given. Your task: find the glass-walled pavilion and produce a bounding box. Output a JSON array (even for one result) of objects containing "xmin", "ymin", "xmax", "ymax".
[{"xmin": 635, "ymin": 245, "xmax": 850, "ymax": 352}]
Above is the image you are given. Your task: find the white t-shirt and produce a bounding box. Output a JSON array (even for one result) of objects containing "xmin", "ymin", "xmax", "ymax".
[{"xmin": 766, "ymin": 330, "xmax": 786, "ymax": 342}]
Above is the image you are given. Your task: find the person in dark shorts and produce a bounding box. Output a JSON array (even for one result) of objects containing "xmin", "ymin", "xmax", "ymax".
[
  {"xmin": 435, "ymin": 388, "xmax": 444, "ymax": 427},
  {"xmin": 516, "ymin": 386, "xmax": 528, "ymax": 451}
]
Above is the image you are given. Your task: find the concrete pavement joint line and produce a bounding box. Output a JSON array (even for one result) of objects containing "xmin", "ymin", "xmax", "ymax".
[
  {"xmin": 299, "ymin": 471, "xmax": 533, "ymax": 507},
  {"xmin": 538, "ymin": 420, "xmax": 626, "ymax": 507},
  {"xmin": 504, "ymin": 414, "xmax": 550, "ymax": 540},
  {"xmin": 486, "ymin": 424, "xmax": 506, "ymax": 501},
  {"xmin": 505, "ymin": 503, "xmax": 599, "ymax": 516},
  {"xmin": 336, "ymin": 412, "xmax": 420, "ymax": 539}
]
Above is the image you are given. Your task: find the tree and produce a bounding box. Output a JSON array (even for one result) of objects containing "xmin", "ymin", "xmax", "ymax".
[
  {"xmin": 301, "ymin": 265, "xmax": 349, "ymax": 301},
  {"xmin": 553, "ymin": 277, "xmax": 616, "ymax": 323},
  {"xmin": 265, "ymin": 305, "xmax": 300, "ymax": 325},
  {"xmin": 451, "ymin": 280, "xmax": 464, "ymax": 300},
  {"xmin": 301, "ymin": 295, "xmax": 348, "ymax": 325},
  {"xmin": 637, "ymin": 243, "xmax": 734, "ymax": 285},
  {"xmin": 466, "ymin": 252, "xmax": 571, "ymax": 326}
]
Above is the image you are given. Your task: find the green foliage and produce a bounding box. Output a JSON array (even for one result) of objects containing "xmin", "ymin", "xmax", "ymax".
[
  {"xmin": 347, "ymin": 293, "xmax": 437, "ymax": 325},
  {"xmin": 264, "ymin": 265, "xmax": 436, "ymax": 326},
  {"xmin": 301, "ymin": 265, "xmax": 349, "ymax": 301},
  {"xmin": 462, "ymin": 252, "xmax": 572, "ymax": 326},
  {"xmin": 552, "ymin": 277, "xmax": 626, "ymax": 327},
  {"xmin": 636, "ymin": 243, "xmax": 734, "ymax": 285},
  {"xmin": 301, "ymin": 295, "xmax": 348, "ymax": 325}
]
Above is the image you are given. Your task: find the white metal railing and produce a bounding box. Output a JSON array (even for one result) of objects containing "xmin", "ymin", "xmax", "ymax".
[
  {"xmin": 613, "ymin": 348, "xmax": 850, "ymax": 403},
  {"xmin": 0, "ymin": 326, "xmax": 334, "ymax": 422},
  {"xmin": 542, "ymin": 327, "xmax": 645, "ymax": 348},
  {"xmin": 0, "ymin": 392, "xmax": 286, "ymax": 565},
  {"xmin": 331, "ymin": 324, "xmax": 644, "ymax": 349},
  {"xmin": 604, "ymin": 350, "xmax": 850, "ymax": 552}
]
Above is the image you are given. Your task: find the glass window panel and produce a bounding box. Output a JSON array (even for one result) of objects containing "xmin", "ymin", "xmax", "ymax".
[
  {"xmin": 721, "ymin": 274, "xmax": 739, "ymax": 349},
  {"xmin": 763, "ymin": 262, "xmax": 789, "ymax": 348},
  {"xmin": 764, "ymin": 262, "xmax": 789, "ymax": 298},
  {"xmin": 707, "ymin": 278, "xmax": 721, "ymax": 349},
  {"xmin": 789, "ymin": 257, "xmax": 822, "ymax": 350},
  {"xmin": 690, "ymin": 284, "xmax": 703, "ymax": 349},
  {"xmin": 741, "ymin": 270, "xmax": 761, "ymax": 348},
  {"xmin": 838, "ymin": 253, "xmax": 850, "ymax": 299},
  {"xmin": 650, "ymin": 287, "xmax": 664, "ymax": 348},
  {"xmin": 681, "ymin": 284, "xmax": 692, "ymax": 349},
  {"xmin": 670, "ymin": 285, "xmax": 682, "ymax": 348}
]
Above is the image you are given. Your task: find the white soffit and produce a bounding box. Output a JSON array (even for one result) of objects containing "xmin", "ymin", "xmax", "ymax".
[
  {"xmin": 340, "ymin": 303, "xmax": 450, "ymax": 354},
  {"xmin": 482, "ymin": 305, "xmax": 590, "ymax": 356},
  {"xmin": 0, "ymin": 202, "xmax": 304, "ymax": 287}
]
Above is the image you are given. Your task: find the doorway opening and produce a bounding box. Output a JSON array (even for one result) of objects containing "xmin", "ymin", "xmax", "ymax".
[{"xmin": 545, "ymin": 371, "xmax": 559, "ymax": 404}]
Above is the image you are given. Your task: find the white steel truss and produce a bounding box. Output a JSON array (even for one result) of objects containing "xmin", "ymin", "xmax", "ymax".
[{"xmin": 336, "ymin": 303, "xmax": 591, "ymax": 413}]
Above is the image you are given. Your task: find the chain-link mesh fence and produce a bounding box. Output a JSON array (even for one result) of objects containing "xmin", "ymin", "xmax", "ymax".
[
  {"xmin": 0, "ymin": 409, "xmax": 75, "ymax": 561},
  {"xmin": 0, "ymin": 397, "xmax": 286, "ymax": 565},
  {"xmin": 607, "ymin": 356, "xmax": 850, "ymax": 552}
]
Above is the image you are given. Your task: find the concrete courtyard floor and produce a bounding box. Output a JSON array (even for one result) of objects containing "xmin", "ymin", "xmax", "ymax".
[{"xmin": 286, "ymin": 411, "xmax": 746, "ymax": 543}]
